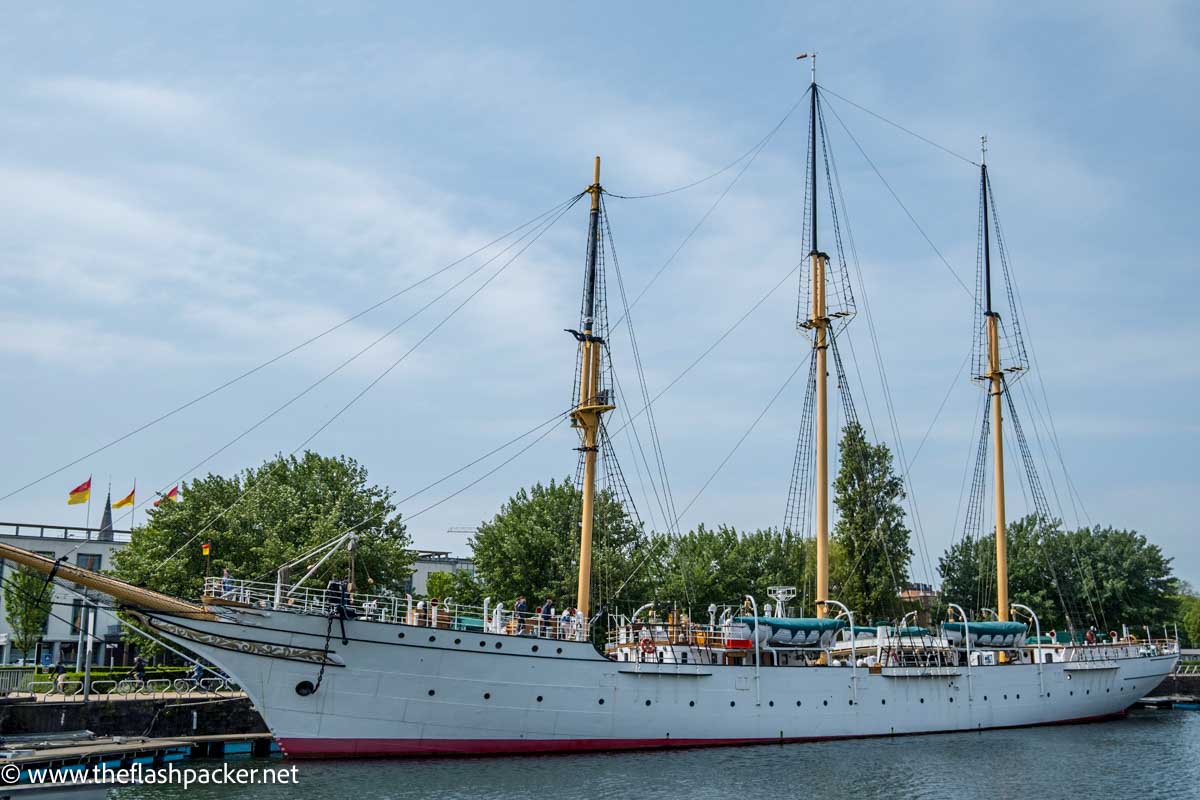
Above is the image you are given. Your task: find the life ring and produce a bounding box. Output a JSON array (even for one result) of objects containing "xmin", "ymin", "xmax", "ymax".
[{"xmin": 639, "ymin": 637, "xmax": 656, "ymax": 656}]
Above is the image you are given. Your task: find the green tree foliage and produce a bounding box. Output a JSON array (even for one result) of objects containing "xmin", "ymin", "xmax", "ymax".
[
  {"xmin": 112, "ymin": 452, "xmax": 414, "ymax": 603},
  {"xmin": 3, "ymin": 566, "xmax": 51, "ymax": 658},
  {"xmin": 649, "ymin": 525, "xmax": 815, "ymax": 615},
  {"xmin": 469, "ymin": 478, "xmax": 647, "ymax": 610},
  {"xmin": 939, "ymin": 516, "xmax": 1178, "ymax": 631},
  {"xmin": 1180, "ymin": 595, "xmax": 1200, "ymax": 648},
  {"xmin": 829, "ymin": 422, "xmax": 912, "ymax": 623}
]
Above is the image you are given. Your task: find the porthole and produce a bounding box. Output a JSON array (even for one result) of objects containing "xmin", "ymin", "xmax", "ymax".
[
  {"xmin": 294, "ymin": 681, "xmax": 315, "ymax": 697},
  {"xmin": 484, "ymin": 692, "xmax": 491, "ymax": 700},
  {"xmin": 1017, "ymin": 694, "xmax": 1022, "ymax": 699},
  {"xmin": 479, "ymin": 641, "xmax": 487, "ymax": 647},
  {"xmin": 428, "ymin": 689, "xmax": 435, "ymax": 697},
  {"xmin": 949, "ymin": 697, "xmax": 954, "ymax": 703},
  {"xmin": 1003, "ymin": 694, "xmax": 1008, "ymax": 700},
  {"xmin": 598, "ymin": 698, "xmax": 605, "ymax": 705},
  {"xmin": 454, "ymin": 638, "xmax": 461, "ymax": 645},
  {"xmin": 532, "ymin": 645, "xmax": 539, "ymax": 653},
  {"xmin": 429, "ymin": 635, "xmax": 436, "ymax": 642},
  {"xmin": 881, "ymin": 699, "xmax": 886, "ymax": 705},
  {"xmin": 983, "ymin": 695, "xmax": 988, "ymax": 701},
  {"xmin": 689, "ymin": 700, "xmax": 695, "ymax": 707},
  {"xmin": 538, "ymin": 696, "xmax": 544, "ymax": 703},
  {"xmin": 1106, "ymin": 688, "xmax": 1111, "ymax": 693},
  {"xmin": 556, "ymin": 647, "xmax": 563, "ymax": 654},
  {"xmin": 397, "ymin": 632, "xmax": 405, "ymax": 639},
  {"xmin": 823, "ymin": 700, "xmax": 828, "ymax": 706},
  {"xmin": 769, "ymin": 701, "xmax": 774, "ymax": 707},
  {"xmin": 919, "ymin": 698, "xmax": 924, "ymax": 704},
  {"xmin": 645, "ymin": 699, "xmax": 651, "ymax": 707},
  {"xmin": 848, "ymin": 699, "xmax": 854, "ymax": 706},
  {"xmin": 495, "ymin": 642, "xmax": 503, "ymax": 649},
  {"xmin": 1070, "ymin": 691, "xmax": 1074, "ymax": 696},
  {"xmin": 796, "ymin": 700, "xmax": 802, "ymax": 707},
  {"xmin": 730, "ymin": 701, "xmax": 736, "ymax": 708},
  {"xmin": 1085, "ymin": 690, "xmax": 1090, "ymax": 695}
]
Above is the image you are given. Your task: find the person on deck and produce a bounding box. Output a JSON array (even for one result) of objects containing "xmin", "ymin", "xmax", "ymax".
[
  {"xmin": 221, "ymin": 568, "xmax": 234, "ymax": 598},
  {"xmin": 514, "ymin": 595, "xmax": 528, "ymax": 634},
  {"xmin": 559, "ymin": 606, "xmax": 576, "ymax": 640},
  {"xmin": 539, "ymin": 597, "xmax": 554, "ymax": 637},
  {"xmin": 1085, "ymin": 627, "xmax": 1097, "ymax": 646}
]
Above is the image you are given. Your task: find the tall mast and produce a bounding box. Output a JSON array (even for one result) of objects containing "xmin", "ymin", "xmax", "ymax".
[
  {"xmin": 981, "ymin": 138, "xmax": 1010, "ymax": 623},
  {"xmin": 798, "ymin": 52, "xmax": 831, "ymax": 619},
  {"xmin": 573, "ymin": 156, "xmax": 614, "ymax": 621}
]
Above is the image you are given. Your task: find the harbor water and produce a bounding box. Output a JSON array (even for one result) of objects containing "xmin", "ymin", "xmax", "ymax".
[{"xmin": 108, "ymin": 709, "xmax": 1200, "ymax": 799}]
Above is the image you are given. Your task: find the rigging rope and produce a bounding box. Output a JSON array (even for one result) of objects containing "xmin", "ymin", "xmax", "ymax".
[
  {"xmin": 0, "ymin": 195, "xmax": 584, "ymax": 507},
  {"xmin": 819, "ymin": 85, "xmax": 980, "ymax": 167},
  {"xmin": 604, "ymin": 92, "xmax": 808, "ymax": 200},
  {"xmin": 155, "ymin": 196, "xmax": 584, "ymax": 571}
]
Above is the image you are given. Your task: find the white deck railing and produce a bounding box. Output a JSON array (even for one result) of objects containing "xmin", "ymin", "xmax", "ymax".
[{"xmin": 203, "ymin": 577, "xmax": 589, "ymax": 641}]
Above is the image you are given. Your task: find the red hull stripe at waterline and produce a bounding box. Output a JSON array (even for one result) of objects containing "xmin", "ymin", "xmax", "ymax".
[{"xmin": 276, "ymin": 711, "xmax": 1127, "ymax": 758}]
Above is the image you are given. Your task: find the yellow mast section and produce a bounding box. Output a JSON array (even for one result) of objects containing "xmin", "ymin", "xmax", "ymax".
[
  {"xmin": 573, "ymin": 157, "xmax": 615, "ymax": 620},
  {"xmin": 981, "ymin": 149, "xmax": 1010, "ymax": 623}
]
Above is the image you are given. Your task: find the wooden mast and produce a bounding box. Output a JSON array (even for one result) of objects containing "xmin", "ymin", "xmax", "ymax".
[
  {"xmin": 981, "ymin": 139, "xmax": 1010, "ymax": 623},
  {"xmin": 797, "ymin": 54, "xmax": 831, "ymax": 619},
  {"xmin": 573, "ymin": 157, "xmax": 614, "ymax": 621}
]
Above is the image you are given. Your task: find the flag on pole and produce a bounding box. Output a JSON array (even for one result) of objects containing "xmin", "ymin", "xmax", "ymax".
[
  {"xmin": 153, "ymin": 485, "xmax": 179, "ymax": 507},
  {"xmin": 67, "ymin": 477, "xmax": 92, "ymax": 505},
  {"xmin": 113, "ymin": 487, "xmax": 135, "ymax": 509},
  {"xmin": 201, "ymin": 543, "xmax": 211, "ymax": 557}
]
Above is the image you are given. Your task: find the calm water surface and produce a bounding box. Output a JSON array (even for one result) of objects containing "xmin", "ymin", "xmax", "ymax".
[{"xmin": 109, "ymin": 709, "xmax": 1200, "ymax": 800}]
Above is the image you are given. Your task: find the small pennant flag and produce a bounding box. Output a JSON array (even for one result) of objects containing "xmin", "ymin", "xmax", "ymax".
[
  {"xmin": 153, "ymin": 485, "xmax": 180, "ymax": 507},
  {"xmin": 113, "ymin": 487, "xmax": 136, "ymax": 509},
  {"xmin": 67, "ymin": 477, "xmax": 92, "ymax": 505}
]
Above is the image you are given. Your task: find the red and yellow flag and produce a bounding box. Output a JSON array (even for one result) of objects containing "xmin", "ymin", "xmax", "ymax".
[
  {"xmin": 67, "ymin": 477, "xmax": 92, "ymax": 505},
  {"xmin": 113, "ymin": 487, "xmax": 136, "ymax": 509},
  {"xmin": 153, "ymin": 485, "xmax": 179, "ymax": 507}
]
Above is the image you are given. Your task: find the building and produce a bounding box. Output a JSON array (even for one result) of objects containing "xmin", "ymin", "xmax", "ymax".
[
  {"xmin": 0, "ymin": 521, "xmax": 129, "ymax": 667},
  {"xmin": 898, "ymin": 581, "xmax": 941, "ymax": 626},
  {"xmin": 404, "ymin": 550, "xmax": 475, "ymax": 597},
  {"xmin": 0, "ymin": 521, "xmax": 477, "ymax": 664}
]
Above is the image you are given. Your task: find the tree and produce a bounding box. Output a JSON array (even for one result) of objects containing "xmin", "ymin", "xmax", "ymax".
[
  {"xmin": 1181, "ymin": 595, "xmax": 1200, "ymax": 648},
  {"xmin": 3, "ymin": 566, "xmax": 51, "ymax": 661},
  {"xmin": 650, "ymin": 525, "xmax": 815, "ymax": 616},
  {"xmin": 469, "ymin": 478, "xmax": 647, "ymax": 611},
  {"xmin": 112, "ymin": 452, "xmax": 414, "ymax": 604},
  {"xmin": 939, "ymin": 516, "xmax": 1178, "ymax": 632},
  {"xmin": 829, "ymin": 422, "xmax": 912, "ymax": 623}
]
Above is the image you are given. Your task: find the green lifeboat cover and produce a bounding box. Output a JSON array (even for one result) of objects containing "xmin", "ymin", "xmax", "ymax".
[
  {"xmin": 893, "ymin": 626, "xmax": 931, "ymax": 636},
  {"xmin": 734, "ymin": 616, "xmax": 847, "ymax": 633},
  {"xmin": 942, "ymin": 621, "xmax": 1026, "ymax": 637}
]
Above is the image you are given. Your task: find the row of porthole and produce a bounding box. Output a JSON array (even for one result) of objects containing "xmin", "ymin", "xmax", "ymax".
[
  {"xmin": 398, "ymin": 631, "xmax": 564, "ymax": 655},
  {"xmin": 430, "ymin": 686, "xmax": 1113, "ymax": 704}
]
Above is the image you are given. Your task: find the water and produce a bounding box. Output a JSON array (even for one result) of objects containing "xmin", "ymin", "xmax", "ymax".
[{"xmin": 108, "ymin": 709, "xmax": 1200, "ymax": 800}]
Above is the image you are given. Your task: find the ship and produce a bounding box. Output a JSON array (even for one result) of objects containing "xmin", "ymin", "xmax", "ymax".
[{"xmin": 0, "ymin": 61, "xmax": 1179, "ymax": 758}]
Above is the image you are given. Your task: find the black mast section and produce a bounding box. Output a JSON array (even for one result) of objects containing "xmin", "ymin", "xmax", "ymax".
[
  {"xmin": 582, "ymin": 179, "xmax": 601, "ymax": 333},
  {"xmin": 982, "ymin": 162, "xmax": 993, "ymax": 315},
  {"xmin": 809, "ymin": 81, "xmax": 819, "ymax": 256}
]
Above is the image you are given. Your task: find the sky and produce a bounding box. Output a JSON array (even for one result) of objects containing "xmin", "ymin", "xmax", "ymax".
[{"xmin": 0, "ymin": 2, "xmax": 1197, "ymax": 592}]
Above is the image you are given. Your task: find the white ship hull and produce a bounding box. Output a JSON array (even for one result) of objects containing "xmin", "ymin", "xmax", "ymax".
[{"xmin": 139, "ymin": 608, "xmax": 1177, "ymax": 758}]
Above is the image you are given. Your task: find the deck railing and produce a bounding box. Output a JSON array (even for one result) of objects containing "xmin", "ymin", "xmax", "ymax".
[{"xmin": 202, "ymin": 577, "xmax": 589, "ymax": 641}]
